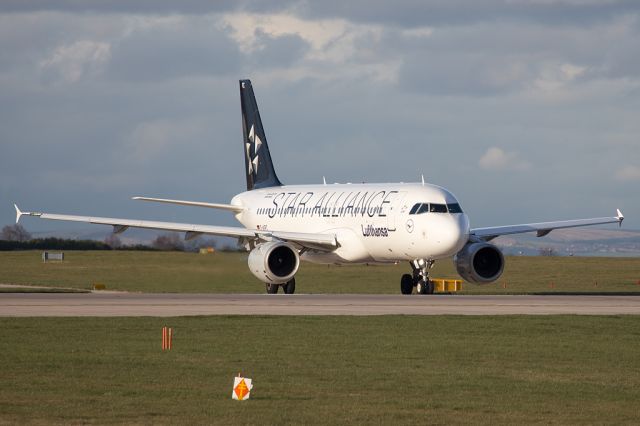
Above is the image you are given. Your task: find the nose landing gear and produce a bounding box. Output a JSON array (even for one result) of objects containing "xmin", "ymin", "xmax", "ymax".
[{"xmin": 400, "ymin": 259, "xmax": 435, "ymax": 295}]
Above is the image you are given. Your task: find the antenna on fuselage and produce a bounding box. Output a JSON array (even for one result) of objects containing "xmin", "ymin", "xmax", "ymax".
[
  {"xmin": 322, "ymin": 176, "xmax": 327, "ymax": 185},
  {"xmin": 421, "ymin": 174, "xmax": 425, "ymax": 186}
]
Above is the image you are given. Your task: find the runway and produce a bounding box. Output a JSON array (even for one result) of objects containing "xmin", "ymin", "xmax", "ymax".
[{"xmin": 1, "ymin": 293, "xmax": 639, "ymax": 316}]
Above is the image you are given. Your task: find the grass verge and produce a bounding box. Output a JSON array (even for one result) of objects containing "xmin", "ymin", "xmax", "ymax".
[
  {"xmin": 0, "ymin": 251, "xmax": 639, "ymax": 294},
  {"xmin": 0, "ymin": 316, "xmax": 639, "ymax": 424}
]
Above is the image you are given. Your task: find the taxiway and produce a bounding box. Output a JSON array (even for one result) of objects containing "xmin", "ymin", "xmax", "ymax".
[{"xmin": 1, "ymin": 293, "xmax": 639, "ymax": 316}]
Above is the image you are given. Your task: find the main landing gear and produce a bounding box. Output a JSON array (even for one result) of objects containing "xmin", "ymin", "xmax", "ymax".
[
  {"xmin": 400, "ymin": 259, "xmax": 435, "ymax": 295},
  {"xmin": 265, "ymin": 278, "xmax": 296, "ymax": 295}
]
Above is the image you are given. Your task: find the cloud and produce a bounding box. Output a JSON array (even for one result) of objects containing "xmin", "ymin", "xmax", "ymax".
[
  {"xmin": 248, "ymin": 29, "xmax": 311, "ymax": 67},
  {"xmin": 296, "ymin": 0, "xmax": 640, "ymax": 28},
  {"xmin": 107, "ymin": 17, "xmax": 241, "ymax": 81},
  {"xmin": 615, "ymin": 165, "xmax": 640, "ymax": 181},
  {"xmin": 0, "ymin": 3, "xmax": 638, "ymax": 231},
  {"xmin": 479, "ymin": 147, "xmax": 531, "ymax": 171},
  {"xmin": 123, "ymin": 117, "xmax": 211, "ymax": 163},
  {"xmin": 39, "ymin": 40, "xmax": 111, "ymax": 84}
]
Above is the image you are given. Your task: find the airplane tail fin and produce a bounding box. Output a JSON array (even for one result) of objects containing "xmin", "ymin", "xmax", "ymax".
[{"xmin": 239, "ymin": 79, "xmax": 283, "ymax": 191}]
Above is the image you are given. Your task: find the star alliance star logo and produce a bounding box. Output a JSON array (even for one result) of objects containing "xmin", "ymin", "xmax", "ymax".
[{"xmin": 246, "ymin": 124, "xmax": 262, "ymax": 176}]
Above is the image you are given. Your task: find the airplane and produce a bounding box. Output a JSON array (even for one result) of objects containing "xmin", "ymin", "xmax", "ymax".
[{"xmin": 14, "ymin": 79, "xmax": 625, "ymax": 295}]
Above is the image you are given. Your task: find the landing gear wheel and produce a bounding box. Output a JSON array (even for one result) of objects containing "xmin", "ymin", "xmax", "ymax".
[
  {"xmin": 426, "ymin": 280, "xmax": 435, "ymax": 294},
  {"xmin": 416, "ymin": 280, "xmax": 428, "ymax": 295},
  {"xmin": 265, "ymin": 283, "xmax": 279, "ymax": 294},
  {"xmin": 400, "ymin": 274, "xmax": 413, "ymax": 295},
  {"xmin": 283, "ymin": 278, "xmax": 296, "ymax": 295}
]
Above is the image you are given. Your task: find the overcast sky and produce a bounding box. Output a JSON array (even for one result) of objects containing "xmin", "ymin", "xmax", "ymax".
[{"xmin": 1, "ymin": 0, "xmax": 638, "ymax": 236}]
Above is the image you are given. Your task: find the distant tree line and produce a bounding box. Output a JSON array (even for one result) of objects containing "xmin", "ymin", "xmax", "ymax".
[
  {"xmin": 0, "ymin": 238, "xmax": 114, "ymax": 251},
  {"xmin": 0, "ymin": 224, "xmax": 241, "ymax": 252}
]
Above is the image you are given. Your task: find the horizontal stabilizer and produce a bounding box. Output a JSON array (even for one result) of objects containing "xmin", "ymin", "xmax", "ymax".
[{"xmin": 132, "ymin": 197, "xmax": 244, "ymax": 213}]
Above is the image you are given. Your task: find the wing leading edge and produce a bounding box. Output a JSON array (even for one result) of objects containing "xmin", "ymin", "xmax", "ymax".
[
  {"xmin": 131, "ymin": 196, "xmax": 244, "ymax": 213},
  {"xmin": 471, "ymin": 209, "xmax": 624, "ymax": 241},
  {"xmin": 13, "ymin": 205, "xmax": 337, "ymax": 251}
]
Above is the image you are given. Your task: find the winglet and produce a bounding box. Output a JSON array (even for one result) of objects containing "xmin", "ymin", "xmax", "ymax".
[
  {"xmin": 14, "ymin": 204, "xmax": 23, "ymax": 224},
  {"xmin": 617, "ymin": 209, "xmax": 624, "ymax": 226}
]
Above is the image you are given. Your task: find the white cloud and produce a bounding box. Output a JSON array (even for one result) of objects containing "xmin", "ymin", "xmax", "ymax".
[
  {"xmin": 615, "ymin": 165, "xmax": 640, "ymax": 182},
  {"xmin": 222, "ymin": 12, "xmax": 396, "ymax": 83},
  {"xmin": 479, "ymin": 147, "xmax": 531, "ymax": 171},
  {"xmin": 39, "ymin": 40, "xmax": 111, "ymax": 83}
]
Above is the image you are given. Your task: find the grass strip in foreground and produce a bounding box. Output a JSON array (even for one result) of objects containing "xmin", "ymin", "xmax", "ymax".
[{"xmin": 0, "ymin": 316, "xmax": 639, "ymax": 424}]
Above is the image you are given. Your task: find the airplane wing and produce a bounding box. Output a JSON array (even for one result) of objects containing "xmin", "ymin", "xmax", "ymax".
[
  {"xmin": 131, "ymin": 196, "xmax": 244, "ymax": 213},
  {"xmin": 470, "ymin": 209, "xmax": 624, "ymax": 241},
  {"xmin": 13, "ymin": 205, "xmax": 338, "ymax": 251}
]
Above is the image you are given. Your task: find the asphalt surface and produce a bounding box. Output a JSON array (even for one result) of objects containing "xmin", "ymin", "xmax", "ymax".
[{"xmin": 1, "ymin": 293, "xmax": 639, "ymax": 316}]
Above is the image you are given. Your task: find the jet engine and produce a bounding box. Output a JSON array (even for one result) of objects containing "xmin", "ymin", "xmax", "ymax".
[
  {"xmin": 454, "ymin": 242, "xmax": 504, "ymax": 284},
  {"xmin": 248, "ymin": 241, "xmax": 300, "ymax": 284}
]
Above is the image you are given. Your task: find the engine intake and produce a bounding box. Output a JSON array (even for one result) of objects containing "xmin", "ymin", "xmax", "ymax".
[
  {"xmin": 248, "ymin": 241, "xmax": 299, "ymax": 284},
  {"xmin": 454, "ymin": 242, "xmax": 504, "ymax": 284}
]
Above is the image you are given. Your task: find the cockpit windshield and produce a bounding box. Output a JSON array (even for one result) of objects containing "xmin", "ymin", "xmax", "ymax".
[{"xmin": 409, "ymin": 202, "xmax": 463, "ymax": 215}]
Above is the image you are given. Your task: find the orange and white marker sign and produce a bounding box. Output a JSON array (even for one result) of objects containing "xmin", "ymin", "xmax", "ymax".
[
  {"xmin": 162, "ymin": 327, "xmax": 173, "ymax": 351},
  {"xmin": 232, "ymin": 376, "xmax": 253, "ymax": 401}
]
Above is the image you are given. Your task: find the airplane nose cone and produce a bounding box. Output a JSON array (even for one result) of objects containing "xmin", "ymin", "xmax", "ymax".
[{"xmin": 432, "ymin": 214, "xmax": 469, "ymax": 256}]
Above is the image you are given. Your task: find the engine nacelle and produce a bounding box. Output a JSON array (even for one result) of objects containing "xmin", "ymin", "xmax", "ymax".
[
  {"xmin": 248, "ymin": 241, "xmax": 300, "ymax": 284},
  {"xmin": 454, "ymin": 242, "xmax": 504, "ymax": 284}
]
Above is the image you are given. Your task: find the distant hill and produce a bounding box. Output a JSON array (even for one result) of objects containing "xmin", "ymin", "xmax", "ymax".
[{"xmin": 494, "ymin": 228, "xmax": 640, "ymax": 257}]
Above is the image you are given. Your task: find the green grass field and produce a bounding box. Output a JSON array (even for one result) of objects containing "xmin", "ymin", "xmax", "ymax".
[
  {"xmin": 0, "ymin": 251, "xmax": 638, "ymax": 294},
  {"xmin": 1, "ymin": 316, "xmax": 639, "ymax": 424},
  {"xmin": 1, "ymin": 253, "xmax": 639, "ymax": 424}
]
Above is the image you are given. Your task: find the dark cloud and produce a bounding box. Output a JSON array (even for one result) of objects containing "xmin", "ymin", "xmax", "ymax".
[
  {"xmin": 298, "ymin": 0, "xmax": 640, "ymax": 28},
  {"xmin": 4, "ymin": 0, "xmax": 639, "ymax": 28},
  {"xmin": 108, "ymin": 23, "xmax": 241, "ymax": 81},
  {"xmin": 398, "ymin": 53, "xmax": 531, "ymax": 96},
  {"xmin": 0, "ymin": 0, "xmax": 305, "ymax": 16},
  {"xmin": 248, "ymin": 30, "xmax": 310, "ymax": 68},
  {"xmin": 0, "ymin": 0, "xmax": 238, "ymax": 15}
]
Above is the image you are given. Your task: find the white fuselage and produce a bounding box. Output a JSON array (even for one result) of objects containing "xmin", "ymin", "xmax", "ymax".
[{"xmin": 232, "ymin": 183, "xmax": 470, "ymax": 264}]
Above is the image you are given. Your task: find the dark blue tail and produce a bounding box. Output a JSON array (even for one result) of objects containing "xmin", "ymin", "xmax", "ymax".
[{"xmin": 240, "ymin": 79, "xmax": 283, "ymax": 191}]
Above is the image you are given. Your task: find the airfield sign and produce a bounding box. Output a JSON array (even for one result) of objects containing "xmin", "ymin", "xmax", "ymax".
[{"xmin": 232, "ymin": 376, "xmax": 253, "ymax": 401}]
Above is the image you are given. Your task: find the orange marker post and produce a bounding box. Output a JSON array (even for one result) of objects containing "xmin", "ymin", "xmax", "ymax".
[
  {"xmin": 162, "ymin": 326, "xmax": 172, "ymax": 351},
  {"xmin": 162, "ymin": 326, "xmax": 166, "ymax": 350}
]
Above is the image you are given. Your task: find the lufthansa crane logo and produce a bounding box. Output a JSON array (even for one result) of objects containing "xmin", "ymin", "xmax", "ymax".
[
  {"xmin": 405, "ymin": 219, "xmax": 414, "ymax": 233},
  {"xmin": 246, "ymin": 125, "xmax": 262, "ymax": 176}
]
